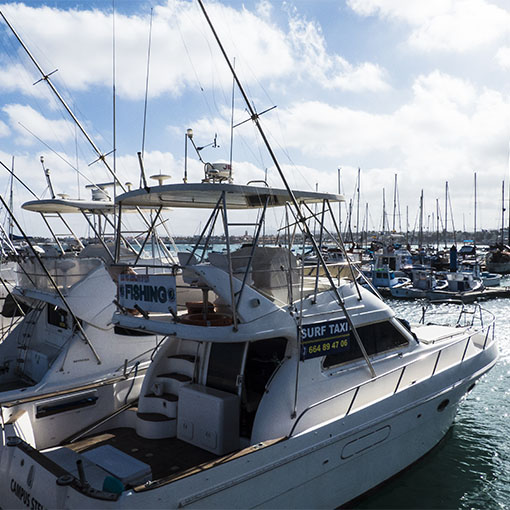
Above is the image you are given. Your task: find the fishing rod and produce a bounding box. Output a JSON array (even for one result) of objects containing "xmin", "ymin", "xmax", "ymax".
[
  {"xmin": 0, "ymin": 11, "xmax": 175, "ymax": 262},
  {"xmin": 196, "ymin": 0, "xmax": 375, "ymax": 378}
]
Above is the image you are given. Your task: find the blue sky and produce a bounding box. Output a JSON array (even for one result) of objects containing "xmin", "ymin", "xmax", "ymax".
[{"xmin": 1, "ymin": 0, "xmax": 510, "ymax": 238}]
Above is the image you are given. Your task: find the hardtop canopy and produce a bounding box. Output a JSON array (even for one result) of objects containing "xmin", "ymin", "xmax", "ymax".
[{"xmin": 115, "ymin": 182, "xmax": 344, "ymax": 210}]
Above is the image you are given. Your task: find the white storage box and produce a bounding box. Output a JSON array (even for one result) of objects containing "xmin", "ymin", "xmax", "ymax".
[
  {"xmin": 81, "ymin": 445, "xmax": 152, "ymax": 486},
  {"xmin": 177, "ymin": 384, "xmax": 240, "ymax": 455}
]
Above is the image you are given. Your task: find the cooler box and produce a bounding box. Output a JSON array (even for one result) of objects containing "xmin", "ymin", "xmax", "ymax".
[
  {"xmin": 177, "ymin": 384, "xmax": 240, "ymax": 455},
  {"xmin": 82, "ymin": 444, "xmax": 152, "ymax": 486}
]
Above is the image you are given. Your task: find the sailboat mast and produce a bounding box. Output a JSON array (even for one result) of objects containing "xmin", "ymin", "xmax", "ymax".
[
  {"xmin": 444, "ymin": 181, "xmax": 448, "ymax": 248},
  {"xmin": 406, "ymin": 205, "xmax": 409, "ymax": 245},
  {"xmin": 356, "ymin": 168, "xmax": 360, "ymax": 244},
  {"xmin": 474, "ymin": 172, "xmax": 477, "ymax": 248},
  {"xmin": 436, "ymin": 198, "xmax": 440, "ymax": 250},
  {"xmin": 392, "ymin": 174, "xmax": 397, "ymax": 232},
  {"xmin": 364, "ymin": 202, "xmax": 368, "ymax": 249},
  {"xmin": 501, "ymin": 180, "xmax": 505, "ymax": 244},
  {"xmin": 382, "ymin": 188, "xmax": 386, "ymax": 233},
  {"xmin": 419, "ymin": 190, "xmax": 424, "ymax": 248}
]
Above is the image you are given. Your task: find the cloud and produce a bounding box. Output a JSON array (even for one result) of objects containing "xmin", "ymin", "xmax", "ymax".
[
  {"xmin": 286, "ymin": 8, "xmax": 389, "ymax": 91},
  {"xmin": 0, "ymin": 0, "xmax": 389, "ymax": 101},
  {"xmin": 0, "ymin": 119, "xmax": 9, "ymax": 136},
  {"xmin": 185, "ymin": 69, "xmax": 510, "ymax": 223},
  {"xmin": 495, "ymin": 47, "xmax": 510, "ymax": 69},
  {"xmin": 347, "ymin": 0, "xmax": 510, "ymax": 52},
  {"xmin": 0, "ymin": 63, "xmax": 46, "ymax": 97},
  {"xmin": 2, "ymin": 104, "xmax": 76, "ymax": 145}
]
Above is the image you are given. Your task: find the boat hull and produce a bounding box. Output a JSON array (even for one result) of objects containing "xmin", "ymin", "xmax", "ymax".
[{"xmin": 0, "ymin": 342, "xmax": 496, "ymax": 509}]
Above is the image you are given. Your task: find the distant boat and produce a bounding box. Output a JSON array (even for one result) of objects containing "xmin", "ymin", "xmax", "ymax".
[{"xmin": 486, "ymin": 244, "xmax": 510, "ymax": 274}]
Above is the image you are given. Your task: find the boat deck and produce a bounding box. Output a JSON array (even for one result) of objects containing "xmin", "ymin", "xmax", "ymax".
[{"xmin": 66, "ymin": 427, "xmax": 220, "ymax": 481}]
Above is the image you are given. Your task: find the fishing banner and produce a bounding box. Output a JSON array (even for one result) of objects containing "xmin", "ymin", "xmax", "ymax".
[
  {"xmin": 118, "ymin": 273, "xmax": 176, "ymax": 313},
  {"xmin": 301, "ymin": 318, "xmax": 350, "ymax": 360}
]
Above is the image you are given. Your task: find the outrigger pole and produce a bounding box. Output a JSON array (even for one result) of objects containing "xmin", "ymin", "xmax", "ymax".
[
  {"xmin": 196, "ymin": 0, "xmax": 375, "ymax": 378},
  {"xmin": 0, "ymin": 10, "xmax": 174, "ymax": 262},
  {"xmin": 0, "ymin": 195, "xmax": 102, "ymax": 365}
]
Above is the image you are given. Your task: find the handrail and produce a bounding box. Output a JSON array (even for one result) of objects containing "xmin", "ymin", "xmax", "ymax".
[{"xmin": 289, "ymin": 315, "xmax": 495, "ymax": 437}]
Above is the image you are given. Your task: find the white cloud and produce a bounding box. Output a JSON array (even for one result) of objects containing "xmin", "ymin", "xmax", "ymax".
[
  {"xmin": 287, "ymin": 9, "xmax": 389, "ymax": 91},
  {"xmin": 0, "ymin": 63, "xmax": 46, "ymax": 97},
  {"xmin": 0, "ymin": 0, "xmax": 388, "ymax": 101},
  {"xmin": 2, "ymin": 104, "xmax": 76, "ymax": 145},
  {"xmin": 495, "ymin": 47, "xmax": 510, "ymax": 69},
  {"xmin": 347, "ymin": 0, "xmax": 510, "ymax": 52},
  {"xmin": 192, "ymin": 69, "xmax": 509, "ymax": 221},
  {"xmin": 0, "ymin": 119, "xmax": 9, "ymax": 137}
]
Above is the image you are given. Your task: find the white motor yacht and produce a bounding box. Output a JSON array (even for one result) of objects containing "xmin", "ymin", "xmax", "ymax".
[
  {"xmin": 0, "ymin": 180, "xmax": 498, "ymax": 509},
  {"xmin": 0, "ymin": 192, "xmax": 175, "ymax": 456}
]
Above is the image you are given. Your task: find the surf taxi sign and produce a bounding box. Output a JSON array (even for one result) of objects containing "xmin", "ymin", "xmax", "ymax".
[
  {"xmin": 118, "ymin": 273, "xmax": 176, "ymax": 313},
  {"xmin": 301, "ymin": 318, "xmax": 350, "ymax": 360}
]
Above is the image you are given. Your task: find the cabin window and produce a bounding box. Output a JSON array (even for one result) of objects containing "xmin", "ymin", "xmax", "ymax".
[
  {"xmin": 323, "ymin": 321, "xmax": 408, "ymax": 369},
  {"xmin": 47, "ymin": 305, "xmax": 68, "ymax": 329}
]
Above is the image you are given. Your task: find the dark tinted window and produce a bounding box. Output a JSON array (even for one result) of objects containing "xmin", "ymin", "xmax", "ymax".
[
  {"xmin": 207, "ymin": 342, "xmax": 246, "ymax": 394},
  {"xmin": 47, "ymin": 305, "xmax": 68, "ymax": 329},
  {"xmin": 323, "ymin": 321, "xmax": 408, "ymax": 369}
]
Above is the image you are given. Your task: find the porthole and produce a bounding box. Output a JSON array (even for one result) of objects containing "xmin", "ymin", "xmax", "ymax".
[
  {"xmin": 467, "ymin": 383, "xmax": 476, "ymax": 393},
  {"xmin": 437, "ymin": 399, "xmax": 449, "ymax": 412}
]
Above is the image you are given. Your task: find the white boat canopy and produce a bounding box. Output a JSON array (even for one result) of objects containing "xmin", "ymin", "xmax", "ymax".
[
  {"xmin": 115, "ymin": 182, "xmax": 344, "ymax": 210},
  {"xmin": 22, "ymin": 198, "xmax": 116, "ymax": 214}
]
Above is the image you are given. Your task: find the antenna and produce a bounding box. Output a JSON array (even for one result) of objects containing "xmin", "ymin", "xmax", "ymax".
[
  {"xmin": 40, "ymin": 156, "xmax": 56, "ymax": 199},
  {"xmin": 9, "ymin": 156, "xmax": 14, "ymax": 240},
  {"xmin": 229, "ymin": 57, "xmax": 235, "ymax": 180},
  {"xmin": 112, "ymin": 0, "xmax": 118, "ymax": 206},
  {"xmin": 141, "ymin": 7, "xmax": 154, "ymax": 158}
]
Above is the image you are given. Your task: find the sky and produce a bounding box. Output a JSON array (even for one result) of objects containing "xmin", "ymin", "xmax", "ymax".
[{"xmin": 1, "ymin": 0, "xmax": 510, "ymax": 240}]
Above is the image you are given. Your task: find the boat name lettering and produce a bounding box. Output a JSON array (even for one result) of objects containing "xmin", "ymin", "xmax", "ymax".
[
  {"xmin": 301, "ymin": 318, "xmax": 350, "ymax": 360},
  {"xmin": 118, "ymin": 274, "xmax": 177, "ymax": 313},
  {"xmin": 10, "ymin": 479, "xmax": 45, "ymax": 510}
]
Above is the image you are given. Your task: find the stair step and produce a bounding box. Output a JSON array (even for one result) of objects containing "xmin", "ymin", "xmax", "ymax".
[
  {"xmin": 136, "ymin": 412, "xmax": 177, "ymax": 439},
  {"xmin": 145, "ymin": 393, "xmax": 178, "ymax": 402},
  {"xmin": 136, "ymin": 412, "xmax": 174, "ymax": 422},
  {"xmin": 168, "ymin": 354, "xmax": 197, "ymax": 363},
  {"xmin": 157, "ymin": 373, "xmax": 192, "ymax": 383}
]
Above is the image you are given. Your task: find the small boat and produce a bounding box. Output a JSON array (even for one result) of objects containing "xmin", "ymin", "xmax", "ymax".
[
  {"xmin": 485, "ymin": 244, "xmax": 510, "ymax": 274},
  {"xmin": 368, "ymin": 267, "xmax": 410, "ymax": 289},
  {"xmin": 427, "ymin": 271, "xmax": 484, "ymax": 303},
  {"xmin": 480, "ymin": 271, "xmax": 501, "ymax": 287},
  {"xmin": 390, "ymin": 269, "xmax": 447, "ymax": 299}
]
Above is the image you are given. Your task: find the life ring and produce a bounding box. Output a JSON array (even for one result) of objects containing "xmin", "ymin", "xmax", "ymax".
[
  {"xmin": 180, "ymin": 312, "xmax": 233, "ymax": 327},
  {"xmin": 185, "ymin": 301, "xmax": 215, "ymax": 314}
]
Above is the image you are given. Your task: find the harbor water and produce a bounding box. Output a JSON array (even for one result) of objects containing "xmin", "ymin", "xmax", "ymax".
[{"xmin": 354, "ymin": 296, "xmax": 510, "ymax": 510}]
